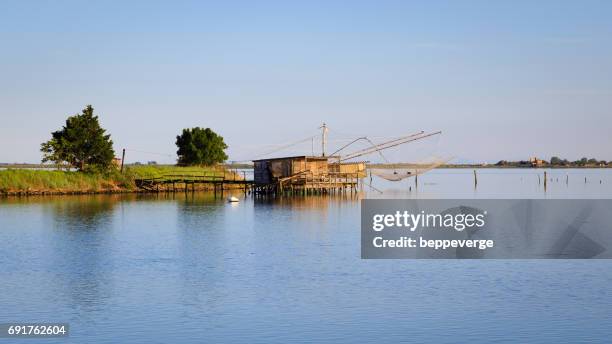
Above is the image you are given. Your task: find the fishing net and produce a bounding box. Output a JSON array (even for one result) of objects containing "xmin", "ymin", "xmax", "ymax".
[
  {"xmin": 241, "ymin": 125, "xmax": 449, "ymax": 183},
  {"xmin": 369, "ymin": 156, "xmax": 450, "ymax": 181}
]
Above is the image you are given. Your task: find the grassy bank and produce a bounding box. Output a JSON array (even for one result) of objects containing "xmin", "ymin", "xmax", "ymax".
[
  {"xmin": 0, "ymin": 165, "xmax": 241, "ymax": 195},
  {"xmin": 124, "ymin": 165, "xmax": 234, "ymax": 180}
]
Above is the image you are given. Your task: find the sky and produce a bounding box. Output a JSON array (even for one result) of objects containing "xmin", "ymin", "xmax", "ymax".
[{"xmin": 1, "ymin": 0, "xmax": 611, "ymax": 164}]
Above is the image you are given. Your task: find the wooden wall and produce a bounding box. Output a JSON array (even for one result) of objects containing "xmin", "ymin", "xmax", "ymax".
[{"xmin": 255, "ymin": 157, "xmax": 331, "ymax": 184}]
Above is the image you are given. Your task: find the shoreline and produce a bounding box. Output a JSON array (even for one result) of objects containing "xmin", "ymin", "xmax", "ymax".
[
  {"xmin": 0, "ymin": 166, "xmax": 245, "ymax": 197},
  {"xmin": 0, "ymin": 184, "xmax": 247, "ymax": 197}
]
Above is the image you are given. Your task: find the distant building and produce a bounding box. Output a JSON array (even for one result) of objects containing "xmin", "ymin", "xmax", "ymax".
[{"xmin": 529, "ymin": 157, "xmax": 546, "ymax": 167}]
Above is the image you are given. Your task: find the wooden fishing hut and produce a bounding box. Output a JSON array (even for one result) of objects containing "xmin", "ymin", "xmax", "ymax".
[{"xmin": 252, "ymin": 155, "xmax": 366, "ymax": 195}]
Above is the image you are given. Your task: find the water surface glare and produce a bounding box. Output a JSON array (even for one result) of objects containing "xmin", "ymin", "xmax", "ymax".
[{"xmin": 1, "ymin": 169, "xmax": 611, "ymax": 343}]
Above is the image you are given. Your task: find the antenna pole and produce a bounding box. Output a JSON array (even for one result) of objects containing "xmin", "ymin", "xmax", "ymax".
[{"xmin": 320, "ymin": 123, "xmax": 328, "ymax": 156}]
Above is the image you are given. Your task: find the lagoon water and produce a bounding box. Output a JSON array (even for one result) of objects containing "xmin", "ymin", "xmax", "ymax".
[{"xmin": 1, "ymin": 169, "xmax": 612, "ymax": 343}]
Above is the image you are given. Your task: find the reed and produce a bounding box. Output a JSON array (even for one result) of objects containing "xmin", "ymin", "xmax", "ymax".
[
  {"xmin": 0, "ymin": 165, "xmax": 240, "ymax": 194},
  {"xmin": 0, "ymin": 169, "xmax": 132, "ymax": 193}
]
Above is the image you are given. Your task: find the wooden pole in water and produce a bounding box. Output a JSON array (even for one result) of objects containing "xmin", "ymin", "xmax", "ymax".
[
  {"xmin": 415, "ymin": 169, "xmax": 418, "ymax": 188},
  {"xmin": 544, "ymin": 171, "xmax": 547, "ymax": 191},
  {"xmin": 473, "ymin": 169, "xmax": 477, "ymax": 188}
]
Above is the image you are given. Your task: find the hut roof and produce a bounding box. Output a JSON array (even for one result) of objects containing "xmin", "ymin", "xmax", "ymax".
[
  {"xmin": 328, "ymin": 161, "xmax": 369, "ymax": 165},
  {"xmin": 253, "ymin": 155, "xmax": 337, "ymax": 162}
]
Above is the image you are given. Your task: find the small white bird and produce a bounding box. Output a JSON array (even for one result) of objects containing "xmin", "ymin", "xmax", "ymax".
[{"xmin": 227, "ymin": 196, "xmax": 240, "ymax": 203}]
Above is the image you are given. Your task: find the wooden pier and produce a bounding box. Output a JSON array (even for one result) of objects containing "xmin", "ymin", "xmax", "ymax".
[
  {"xmin": 135, "ymin": 173, "xmax": 253, "ymax": 194},
  {"xmin": 134, "ymin": 155, "xmax": 367, "ymax": 197},
  {"xmin": 252, "ymin": 170, "xmax": 361, "ymax": 196},
  {"xmin": 252, "ymin": 156, "xmax": 366, "ymax": 196}
]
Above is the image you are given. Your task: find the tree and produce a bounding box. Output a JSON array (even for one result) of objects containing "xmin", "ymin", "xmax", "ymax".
[
  {"xmin": 550, "ymin": 156, "xmax": 562, "ymax": 165},
  {"xmin": 573, "ymin": 157, "xmax": 587, "ymax": 166},
  {"xmin": 41, "ymin": 105, "xmax": 115, "ymax": 171},
  {"xmin": 175, "ymin": 127, "xmax": 228, "ymax": 166}
]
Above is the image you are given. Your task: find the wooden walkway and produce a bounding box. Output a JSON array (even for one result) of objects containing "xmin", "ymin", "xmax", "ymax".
[
  {"xmin": 135, "ymin": 171, "xmax": 361, "ymax": 197},
  {"xmin": 135, "ymin": 174, "xmax": 253, "ymax": 193},
  {"xmin": 253, "ymin": 171, "xmax": 361, "ymax": 196}
]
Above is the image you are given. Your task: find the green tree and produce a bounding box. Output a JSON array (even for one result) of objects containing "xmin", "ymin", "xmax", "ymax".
[
  {"xmin": 574, "ymin": 158, "xmax": 589, "ymax": 166},
  {"xmin": 41, "ymin": 105, "xmax": 115, "ymax": 171},
  {"xmin": 175, "ymin": 127, "xmax": 228, "ymax": 166},
  {"xmin": 550, "ymin": 156, "xmax": 562, "ymax": 165}
]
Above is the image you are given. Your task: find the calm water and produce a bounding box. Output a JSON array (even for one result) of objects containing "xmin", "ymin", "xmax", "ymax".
[{"xmin": 1, "ymin": 169, "xmax": 611, "ymax": 343}]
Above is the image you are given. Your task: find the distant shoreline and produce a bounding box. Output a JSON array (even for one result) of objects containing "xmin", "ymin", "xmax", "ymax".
[{"xmin": 437, "ymin": 164, "xmax": 612, "ymax": 169}]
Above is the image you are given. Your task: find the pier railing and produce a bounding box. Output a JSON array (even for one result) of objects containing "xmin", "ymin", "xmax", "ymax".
[
  {"xmin": 275, "ymin": 170, "xmax": 362, "ymax": 193},
  {"xmin": 134, "ymin": 170, "xmax": 252, "ymax": 191}
]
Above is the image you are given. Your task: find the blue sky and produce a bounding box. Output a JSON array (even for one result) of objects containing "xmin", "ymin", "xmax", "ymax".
[{"xmin": 1, "ymin": 0, "xmax": 611, "ymax": 163}]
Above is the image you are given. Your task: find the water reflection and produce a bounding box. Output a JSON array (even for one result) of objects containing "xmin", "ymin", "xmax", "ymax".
[
  {"xmin": 45, "ymin": 196, "xmax": 120, "ymax": 313},
  {"xmin": 49, "ymin": 195, "xmax": 118, "ymax": 228},
  {"xmin": 0, "ymin": 169, "xmax": 611, "ymax": 343},
  {"xmin": 174, "ymin": 193, "xmax": 230, "ymax": 313}
]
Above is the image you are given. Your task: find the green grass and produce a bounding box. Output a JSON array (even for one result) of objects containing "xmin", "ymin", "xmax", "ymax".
[
  {"xmin": 124, "ymin": 165, "xmax": 242, "ymax": 181},
  {"xmin": 0, "ymin": 165, "xmax": 241, "ymax": 194},
  {"xmin": 0, "ymin": 169, "xmax": 133, "ymax": 193}
]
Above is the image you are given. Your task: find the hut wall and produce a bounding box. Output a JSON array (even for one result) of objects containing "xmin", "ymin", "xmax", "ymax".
[
  {"xmin": 269, "ymin": 160, "xmax": 292, "ymax": 178},
  {"xmin": 254, "ymin": 157, "xmax": 332, "ymax": 185},
  {"xmin": 329, "ymin": 162, "xmax": 367, "ymax": 177},
  {"xmin": 292, "ymin": 159, "xmax": 306, "ymax": 174},
  {"xmin": 306, "ymin": 159, "xmax": 328, "ymax": 176},
  {"xmin": 254, "ymin": 161, "xmax": 271, "ymax": 184}
]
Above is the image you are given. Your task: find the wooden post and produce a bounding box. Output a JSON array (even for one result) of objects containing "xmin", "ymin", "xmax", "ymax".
[
  {"xmin": 566, "ymin": 174, "xmax": 569, "ymax": 185},
  {"xmin": 120, "ymin": 148, "xmax": 126, "ymax": 173},
  {"xmin": 473, "ymin": 169, "xmax": 477, "ymax": 188},
  {"xmin": 544, "ymin": 171, "xmax": 547, "ymax": 191}
]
